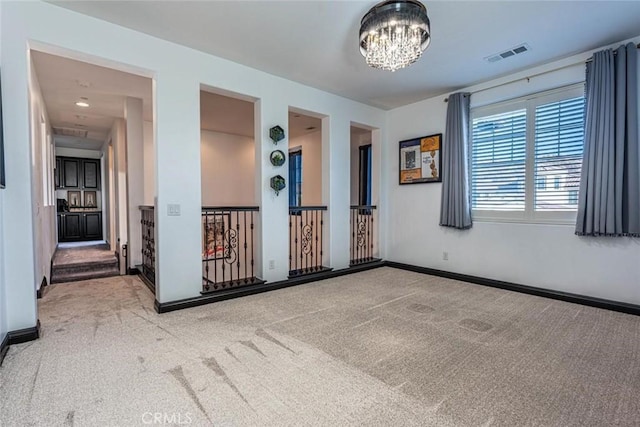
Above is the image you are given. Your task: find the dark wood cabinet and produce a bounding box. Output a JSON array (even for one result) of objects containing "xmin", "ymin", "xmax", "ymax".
[
  {"xmin": 55, "ymin": 157, "xmax": 101, "ymax": 190},
  {"xmin": 62, "ymin": 158, "xmax": 80, "ymax": 188},
  {"xmin": 58, "ymin": 212, "xmax": 103, "ymax": 242},
  {"xmin": 83, "ymin": 212, "xmax": 103, "ymax": 239},
  {"xmin": 82, "ymin": 159, "xmax": 100, "ymax": 189},
  {"xmin": 60, "ymin": 213, "xmax": 83, "ymax": 240}
]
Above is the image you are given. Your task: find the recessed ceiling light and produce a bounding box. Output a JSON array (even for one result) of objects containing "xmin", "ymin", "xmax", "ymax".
[{"xmin": 75, "ymin": 97, "xmax": 90, "ymax": 108}]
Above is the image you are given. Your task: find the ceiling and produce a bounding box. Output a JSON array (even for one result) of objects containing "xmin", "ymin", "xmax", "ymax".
[
  {"xmin": 32, "ymin": 47, "xmax": 322, "ymax": 146},
  {"xmin": 31, "ymin": 50, "xmax": 153, "ymax": 148},
  {"xmin": 50, "ymin": 1, "xmax": 640, "ymax": 109},
  {"xmin": 201, "ymin": 90, "xmax": 322, "ymax": 139}
]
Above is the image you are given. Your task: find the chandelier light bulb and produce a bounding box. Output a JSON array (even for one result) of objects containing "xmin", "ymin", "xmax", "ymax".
[{"xmin": 359, "ymin": 0, "xmax": 431, "ymax": 72}]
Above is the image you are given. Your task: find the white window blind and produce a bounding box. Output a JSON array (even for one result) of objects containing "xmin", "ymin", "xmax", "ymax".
[
  {"xmin": 534, "ymin": 96, "xmax": 585, "ymax": 211},
  {"xmin": 471, "ymin": 109, "xmax": 527, "ymax": 211},
  {"xmin": 470, "ymin": 85, "xmax": 585, "ymax": 223}
]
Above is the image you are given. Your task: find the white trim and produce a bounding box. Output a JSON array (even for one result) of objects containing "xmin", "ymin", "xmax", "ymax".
[{"xmin": 470, "ymin": 84, "xmax": 585, "ymax": 224}]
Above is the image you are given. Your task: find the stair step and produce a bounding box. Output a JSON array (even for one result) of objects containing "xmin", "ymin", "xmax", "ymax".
[
  {"xmin": 53, "ymin": 259, "xmax": 118, "ymax": 273},
  {"xmin": 51, "ymin": 266, "xmax": 120, "ymax": 284}
]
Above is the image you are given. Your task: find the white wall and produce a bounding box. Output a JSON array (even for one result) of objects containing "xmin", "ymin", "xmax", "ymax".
[
  {"xmin": 289, "ymin": 130, "xmax": 322, "ymax": 205},
  {"xmin": 143, "ymin": 120, "xmax": 155, "ymax": 205},
  {"xmin": 55, "ymin": 146, "xmax": 102, "ymax": 159},
  {"xmin": 386, "ymin": 41, "xmax": 640, "ymax": 306},
  {"xmin": 0, "ymin": 1, "xmax": 386, "ymax": 309},
  {"xmin": 28, "ymin": 55, "xmax": 56, "ymax": 293},
  {"xmin": 126, "ymin": 97, "xmax": 144, "ymax": 269},
  {"xmin": 0, "ymin": 2, "xmax": 7, "ymax": 344},
  {"xmin": 110, "ymin": 119, "xmax": 128, "ymax": 272},
  {"xmin": 0, "ymin": 191, "xmax": 6, "ymax": 344},
  {"xmin": 201, "ymin": 130, "xmax": 255, "ymax": 206}
]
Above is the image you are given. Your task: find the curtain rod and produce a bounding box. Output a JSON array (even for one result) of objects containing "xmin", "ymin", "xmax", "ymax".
[
  {"xmin": 444, "ymin": 43, "xmax": 640, "ymax": 102},
  {"xmin": 584, "ymin": 43, "xmax": 640, "ymax": 64}
]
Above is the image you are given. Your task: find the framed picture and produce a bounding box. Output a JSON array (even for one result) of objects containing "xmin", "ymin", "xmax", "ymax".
[
  {"xmin": 202, "ymin": 213, "xmax": 230, "ymax": 259},
  {"xmin": 399, "ymin": 133, "xmax": 442, "ymax": 184},
  {"xmin": 68, "ymin": 191, "xmax": 81, "ymax": 207},
  {"xmin": 84, "ymin": 191, "xmax": 97, "ymax": 208}
]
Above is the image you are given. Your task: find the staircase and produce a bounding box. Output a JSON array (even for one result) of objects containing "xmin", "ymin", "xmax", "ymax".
[{"xmin": 51, "ymin": 243, "xmax": 120, "ymax": 284}]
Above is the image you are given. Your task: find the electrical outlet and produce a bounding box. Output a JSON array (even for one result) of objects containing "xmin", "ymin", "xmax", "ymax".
[
  {"xmin": 269, "ymin": 260, "xmax": 275, "ymax": 270},
  {"xmin": 442, "ymin": 251, "xmax": 449, "ymax": 261}
]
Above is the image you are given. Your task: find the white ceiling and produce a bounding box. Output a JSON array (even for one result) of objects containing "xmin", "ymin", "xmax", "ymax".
[
  {"xmin": 31, "ymin": 50, "xmax": 153, "ymax": 148},
  {"xmin": 201, "ymin": 90, "xmax": 322, "ymax": 139},
  {"xmin": 50, "ymin": 1, "xmax": 640, "ymax": 109},
  {"xmin": 32, "ymin": 47, "xmax": 323, "ymax": 146}
]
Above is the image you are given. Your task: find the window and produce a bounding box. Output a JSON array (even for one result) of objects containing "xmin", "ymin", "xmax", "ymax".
[
  {"xmin": 536, "ymin": 176, "xmax": 546, "ymax": 190},
  {"xmin": 358, "ymin": 144, "xmax": 372, "ymax": 206},
  {"xmin": 470, "ymin": 85, "xmax": 585, "ymax": 223},
  {"xmin": 288, "ymin": 149, "xmax": 302, "ymax": 207}
]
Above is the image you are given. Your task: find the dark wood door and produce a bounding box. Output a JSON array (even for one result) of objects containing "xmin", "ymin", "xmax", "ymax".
[
  {"xmin": 62, "ymin": 213, "xmax": 82, "ymax": 240},
  {"xmin": 55, "ymin": 157, "xmax": 61, "ymax": 189},
  {"xmin": 62, "ymin": 158, "xmax": 80, "ymax": 188},
  {"xmin": 84, "ymin": 212, "xmax": 103, "ymax": 240},
  {"xmin": 82, "ymin": 159, "xmax": 100, "ymax": 189}
]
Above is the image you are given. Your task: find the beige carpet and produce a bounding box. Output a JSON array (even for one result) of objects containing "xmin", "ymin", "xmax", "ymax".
[{"xmin": 1, "ymin": 268, "xmax": 639, "ymax": 426}]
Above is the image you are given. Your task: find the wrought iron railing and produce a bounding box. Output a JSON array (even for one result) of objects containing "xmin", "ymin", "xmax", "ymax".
[
  {"xmin": 289, "ymin": 206, "xmax": 329, "ymax": 277},
  {"xmin": 139, "ymin": 206, "xmax": 156, "ymax": 289},
  {"xmin": 350, "ymin": 205, "xmax": 378, "ymax": 266},
  {"xmin": 202, "ymin": 206, "xmax": 263, "ymax": 293}
]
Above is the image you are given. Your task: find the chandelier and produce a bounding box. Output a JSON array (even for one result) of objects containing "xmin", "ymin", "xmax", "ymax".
[{"xmin": 359, "ymin": 0, "xmax": 431, "ymax": 72}]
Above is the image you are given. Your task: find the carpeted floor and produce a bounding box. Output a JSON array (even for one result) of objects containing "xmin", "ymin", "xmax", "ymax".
[
  {"xmin": 1, "ymin": 267, "xmax": 639, "ymax": 426},
  {"xmin": 51, "ymin": 242, "xmax": 119, "ymax": 283}
]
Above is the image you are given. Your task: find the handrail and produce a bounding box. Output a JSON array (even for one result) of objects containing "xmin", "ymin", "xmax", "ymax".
[
  {"xmin": 350, "ymin": 205, "xmax": 377, "ymax": 209},
  {"xmin": 289, "ymin": 206, "xmax": 328, "ymax": 211},
  {"xmin": 139, "ymin": 205, "xmax": 154, "ymax": 210},
  {"xmin": 202, "ymin": 206, "xmax": 260, "ymax": 212}
]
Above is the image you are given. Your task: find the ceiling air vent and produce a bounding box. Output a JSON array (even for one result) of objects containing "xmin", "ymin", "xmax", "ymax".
[
  {"xmin": 485, "ymin": 43, "xmax": 531, "ymax": 63},
  {"xmin": 53, "ymin": 127, "xmax": 88, "ymax": 138}
]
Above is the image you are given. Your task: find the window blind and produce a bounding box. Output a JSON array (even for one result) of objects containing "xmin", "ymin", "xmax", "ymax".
[
  {"xmin": 534, "ymin": 96, "xmax": 585, "ymax": 211},
  {"xmin": 471, "ymin": 109, "xmax": 527, "ymax": 211}
]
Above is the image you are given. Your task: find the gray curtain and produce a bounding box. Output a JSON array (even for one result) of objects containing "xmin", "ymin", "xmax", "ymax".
[
  {"xmin": 576, "ymin": 43, "xmax": 639, "ymax": 237},
  {"xmin": 440, "ymin": 92, "xmax": 472, "ymax": 229}
]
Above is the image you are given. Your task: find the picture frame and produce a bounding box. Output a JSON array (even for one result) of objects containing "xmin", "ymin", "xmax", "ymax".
[
  {"xmin": 84, "ymin": 190, "xmax": 97, "ymax": 208},
  {"xmin": 399, "ymin": 133, "xmax": 442, "ymax": 184},
  {"xmin": 68, "ymin": 191, "xmax": 81, "ymax": 207},
  {"xmin": 202, "ymin": 213, "xmax": 231, "ymax": 259}
]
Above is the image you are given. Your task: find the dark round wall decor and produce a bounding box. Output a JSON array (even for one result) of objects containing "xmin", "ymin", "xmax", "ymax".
[{"xmin": 270, "ymin": 150, "xmax": 286, "ymax": 167}]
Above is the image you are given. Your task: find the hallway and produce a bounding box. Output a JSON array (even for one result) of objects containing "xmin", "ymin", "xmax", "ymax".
[{"xmin": 51, "ymin": 242, "xmax": 119, "ymax": 283}]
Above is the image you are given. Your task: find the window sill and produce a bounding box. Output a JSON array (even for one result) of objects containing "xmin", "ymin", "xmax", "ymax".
[{"xmin": 472, "ymin": 216, "xmax": 576, "ymax": 226}]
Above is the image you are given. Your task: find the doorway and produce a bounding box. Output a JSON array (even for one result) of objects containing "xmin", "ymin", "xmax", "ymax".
[
  {"xmin": 199, "ymin": 87, "xmax": 263, "ymax": 292},
  {"xmin": 350, "ymin": 123, "xmax": 379, "ymax": 265},
  {"xmin": 28, "ymin": 49, "xmax": 154, "ymax": 287},
  {"xmin": 287, "ymin": 108, "xmax": 329, "ymax": 276}
]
